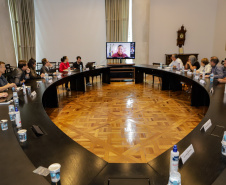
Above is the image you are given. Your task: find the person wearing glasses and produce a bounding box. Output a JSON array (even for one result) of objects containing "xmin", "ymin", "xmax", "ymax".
[
  {"xmin": 0, "ymin": 61, "xmax": 17, "ymax": 91},
  {"xmin": 169, "ymin": 54, "xmax": 183, "ymax": 69},
  {"xmin": 205, "ymin": 56, "xmax": 224, "ymax": 79},
  {"xmin": 218, "ymin": 58, "xmax": 226, "ymax": 83},
  {"xmin": 185, "ymin": 55, "xmax": 200, "ymax": 71},
  {"xmin": 40, "ymin": 58, "xmax": 55, "ymax": 75}
]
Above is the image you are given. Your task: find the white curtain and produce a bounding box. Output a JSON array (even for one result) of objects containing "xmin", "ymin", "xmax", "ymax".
[
  {"xmin": 8, "ymin": 0, "xmax": 36, "ymax": 63},
  {"xmin": 105, "ymin": 0, "xmax": 130, "ymax": 64}
]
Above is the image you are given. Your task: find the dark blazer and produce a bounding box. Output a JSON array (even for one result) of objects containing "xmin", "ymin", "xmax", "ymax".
[
  {"xmin": 9, "ymin": 68, "xmax": 29, "ymax": 86},
  {"xmin": 40, "ymin": 66, "xmax": 54, "ymax": 75}
]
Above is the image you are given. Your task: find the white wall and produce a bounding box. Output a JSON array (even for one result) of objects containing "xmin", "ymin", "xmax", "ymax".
[
  {"xmin": 132, "ymin": 0, "xmax": 150, "ymax": 65},
  {"xmin": 34, "ymin": 0, "xmax": 106, "ymax": 65},
  {"xmin": 149, "ymin": 0, "xmax": 218, "ymax": 64},
  {"xmin": 0, "ymin": 0, "xmax": 16, "ymax": 66},
  {"xmin": 213, "ymin": 0, "xmax": 226, "ymax": 61}
]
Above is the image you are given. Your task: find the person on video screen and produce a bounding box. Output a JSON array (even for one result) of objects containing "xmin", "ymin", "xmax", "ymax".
[{"xmin": 112, "ymin": 45, "xmax": 128, "ymax": 58}]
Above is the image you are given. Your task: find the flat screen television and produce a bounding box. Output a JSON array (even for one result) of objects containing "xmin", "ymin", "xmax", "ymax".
[{"xmin": 106, "ymin": 42, "xmax": 135, "ymax": 59}]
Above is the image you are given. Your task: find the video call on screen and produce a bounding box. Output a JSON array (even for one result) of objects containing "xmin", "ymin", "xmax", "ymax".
[{"xmin": 106, "ymin": 42, "xmax": 135, "ymax": 59}]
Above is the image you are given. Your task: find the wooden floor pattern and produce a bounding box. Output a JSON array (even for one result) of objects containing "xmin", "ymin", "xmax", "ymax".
[{"xmin": 45, "ymin": 76, "xmax": 207, "ymax": 163}]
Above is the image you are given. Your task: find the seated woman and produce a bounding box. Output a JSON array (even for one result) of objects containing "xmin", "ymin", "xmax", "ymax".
[
  {"xmin": 185, "ymin": 55, "xmax": 200, "ymax": 71},
  {"xmin": 218, "ymin": 59, "xmax": 226, "ymax": 83},
  {"xmin": 197, "ymin": 58, "xmax": 212, "ymax": 74},
  {"xmin": 59, "ymin": 56, "xmax": 71, "ymax": 91},
  {"xmin": 28, "ymin": 58, "xmax": 45, "ymax": 79}
]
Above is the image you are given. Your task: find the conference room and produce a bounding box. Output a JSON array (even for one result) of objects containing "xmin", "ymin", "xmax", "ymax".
[{"xmin": 1, "ymin": 0, "xmax": 226, "ymax": 185}]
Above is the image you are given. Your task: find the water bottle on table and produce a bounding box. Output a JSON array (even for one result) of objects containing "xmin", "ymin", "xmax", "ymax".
[
  {"xmin": 193, "ymin": 68, "xmax": 196, "ymax": 75},
  {"xmin": 13, "ymin": 92, "xmax": 19, "ymax": 108},
  {"xmin": 202, "ymin": 70, "xmax": 205, "ymax": 80},
  {"xmin": 68, "ymin": 67, "xmax": 71, "ymax": 74},
  {"xmin": 22, "ymin": 83, "xmax": 26, "ymax": 95},
  {"xmin": 8, "ymin": 105, "xmax": 16, "ymax": 121},
  {"xmin": 210, "ymin": 73, "xmax": 214, "ymax": 83},
  {"xmin": 15, "ymin": 107, "xmax": 22, "ymax": 128},
  {"xmin": 44, "ymin": 73, "xmax": 48, "ymax": 82}
]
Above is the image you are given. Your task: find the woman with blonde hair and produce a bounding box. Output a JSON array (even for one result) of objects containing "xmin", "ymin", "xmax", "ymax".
[{"xmin": 197, "ymin": 58, "xmax": 212, "ymax": 74}]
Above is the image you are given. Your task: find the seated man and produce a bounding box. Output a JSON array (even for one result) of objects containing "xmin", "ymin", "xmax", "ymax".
[
  {"xmin": 169, "ymin": 54, "xmax": 183, "ymax": 69},
  {"xmin": 218, "ymin": 59, "xmax": 226, "ymax": 83},
  {"xmin": 73, "ymin": 56, "xmax": 91, "ymax": 86},
  {"xmin": 73, "ymin": 56, "xmax": 84, "ymax": 69},
  {"xmin": 10, "ymin": 60, "xmax": 30, "ymax": 86},
  {"xmin": 40, "ymin": 58, "xmax": 55, "ymax": 75},
  {"xmin": 206, "ymin": 56, "xmax": 224, "ymax": 79},
  {"xmin": 0, "ymin": 61, "xmax": 17, "ymax": 91},
  {"xmin": 112, "ymin": 45, "xmax": 128, "ymax": 58}
]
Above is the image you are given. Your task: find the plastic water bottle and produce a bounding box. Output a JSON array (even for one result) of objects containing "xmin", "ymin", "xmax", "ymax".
[
  {"xmin": 45, "ymin": 73, "xmax": 49, "ymax": 82},
  {"xmin": 13, "ymin": 92, "xmax": 19, "ymax": 108},
  {"xmin": 68, "ymin": 67, "xmax": 71, "ymax": 74},
  {"xmin": 80, "ymin": 65, "xmax": 83, "ymax": 71},
  {"xmin": 168, "ymin": 171, "xmax": 181, "ymax": 185},
  {"xmin": 15, "ymin": 107, "xmax": 22, "ymax": 128},
  {"xmin": 8, "ymin": 105, "xmax": 16, "ymax": 121},
  {"xmin": 22, "ymin": 83, "xmax": 26, "ymax": 95},
  {"xmin": 221, "ymin": 132, "xmax": 226, "ymax": 156},
  {"xmin": 170, "ymin": 66, "xmax": 173, "ymax": 71},
  {"xmin": 210, "ymin": 73, "xmax": 214, "ymax": 83},
  {"xmin": 193, "ymin": 68, "xmax": 196, "ymax": 75},
  {"xmin": 202, "ymin": 71, "xmax": 205, "ymax": 80},
  {"xmin": 182, "ymin": 66, "xmax": 184, "ymax": 73},
  {"xmin": 170, "ymin": 145, "xmax": 179, "ymax": 173},
  {"xmin": 56, "ymin": 70, "xmax": 59, "ymax": 76},
  {"xmin": 177, "ymin": 63, "xmax": 180, "ymax": 70}
]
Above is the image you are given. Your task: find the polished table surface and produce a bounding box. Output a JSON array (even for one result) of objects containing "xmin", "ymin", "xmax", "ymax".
[{"xmin": 0, "ymin": 65, "xmax": 226, "ymax": 185}]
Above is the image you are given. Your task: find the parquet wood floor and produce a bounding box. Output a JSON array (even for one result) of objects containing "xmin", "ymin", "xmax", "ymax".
[{"xmin": 45, "ymin": 75, "xmax": 207, "ymax": 163}]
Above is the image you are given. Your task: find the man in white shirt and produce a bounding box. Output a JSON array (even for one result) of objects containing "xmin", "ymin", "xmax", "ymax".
[{"xmin": 169, "ymin": 54, "xmax": 183, "ymax": 69}]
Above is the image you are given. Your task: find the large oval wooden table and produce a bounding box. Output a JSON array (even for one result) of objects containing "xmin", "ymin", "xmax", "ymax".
[{"xmin": 0, "ymin": 65, "xmax": 226, "ymax": 185}]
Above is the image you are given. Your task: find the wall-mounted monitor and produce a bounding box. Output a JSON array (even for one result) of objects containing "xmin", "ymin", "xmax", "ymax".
[{"xmin": 106, "ymin": 42, "xmax": 135, "ymax": 59}]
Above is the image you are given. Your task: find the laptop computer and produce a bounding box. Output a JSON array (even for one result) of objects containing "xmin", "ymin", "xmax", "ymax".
[{"xmin": 85, "ymin": 62, "xmax": 96, "ymax": 69}]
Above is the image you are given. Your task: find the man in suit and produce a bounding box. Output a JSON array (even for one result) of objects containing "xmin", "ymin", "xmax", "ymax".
[
  {"xmin": 0, "ymin": 61, "xmax": 17, "ymax": 91},
  {"xmin": 40, "ymin": 58, "xmax": 55, "ymax": 75},
  {"xmin": 10, "ymin": 60, "xmax": 30, "ymax": 86}
]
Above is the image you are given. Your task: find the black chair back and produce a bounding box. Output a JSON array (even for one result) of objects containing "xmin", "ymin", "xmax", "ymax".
[
  {"xmin": 5, "ymin": 64, "xmax": 12, "ymax": 73},
  {"xmin": 153, "ymin": 63, "xmax": 161, "ymax": 66}
]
